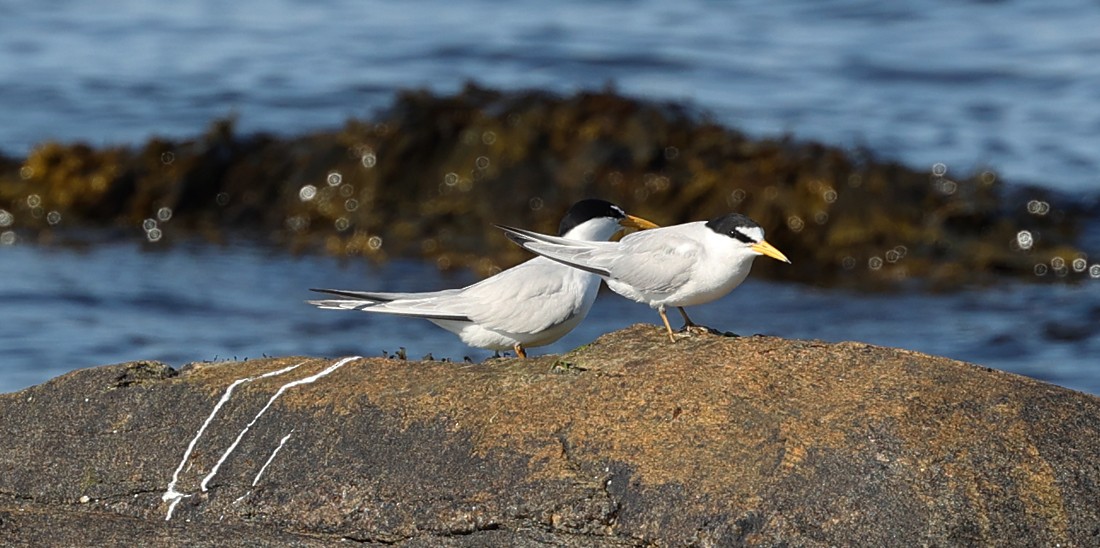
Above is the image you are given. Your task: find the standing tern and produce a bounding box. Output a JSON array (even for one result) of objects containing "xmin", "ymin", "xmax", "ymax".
[
  {"xmin": 308, "ymin": 199, "xmax": 658, "ymax": 357},
  {"xmin": 497, "ymin": 212, "xmax": 790, "ymax": 343}
]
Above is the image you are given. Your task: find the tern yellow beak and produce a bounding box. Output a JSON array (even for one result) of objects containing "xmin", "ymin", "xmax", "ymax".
[
  {"xmin": 751, "ymin": 240, "xmax": 791, "ymax": 263},
  {"xmin": 618, "ymin": 215, "xmax": 660, "ymax": 230},
  {"xmin": 613, "ymin": 214, "xmax": 660, "ymax": 240}
]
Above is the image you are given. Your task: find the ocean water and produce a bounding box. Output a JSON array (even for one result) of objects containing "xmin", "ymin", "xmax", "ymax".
[
  {"xmin": 1, "ymin": 241, "xmax": 1098, "ymax": 395},
  {"xmin": 2, "ymin": 0, "xmax": 1099, "ymax": 191}
]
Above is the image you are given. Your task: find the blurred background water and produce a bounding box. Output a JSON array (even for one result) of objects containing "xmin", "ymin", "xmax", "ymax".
[
  {"xmin": 3, "ymin": 0, "xmax": 1100, "ymax": 190},
  {"xmin": 1, "ymin": 0, "xmax": 1099, "ymax": 394},
  {"xmin": 2, "ymin": 240, "xmax": 1098, "ymax": 395}
]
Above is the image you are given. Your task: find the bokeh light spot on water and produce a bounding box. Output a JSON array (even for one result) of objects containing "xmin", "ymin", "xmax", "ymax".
[
  {"xmin": 216, "ymin": 192, "xmax": 230, "ymax": 206},
  {"xmin": 528, "ymin": 197, "xmax": 544, "ymax": 211},
  {"xmin": 823, "ymin": 189, "xmax": 838, "ymax": 203},
  {"xmin": 932, "ymin": 162, "xmax": 948, "ymax": 176},
  {"xmin": 339, "ymin": 184, "xmax": 354, "ymax": 198},
  {"xmin": 1016, "ymin": 230, "xmax": 1034, "ymax": 250},
  {"xmin": 1072, "ymin": 257, "xmax": 1087, "ymax": 272},
  {"xmin": 885, "ymin": 249, "xmax": 900, "ymax": 263},
  {"xmin": 664, "ymin": 146, "xmax": 679, "ymax": 160},
  {"xmin": 482, "ymin": 131, "xmax": 497, "ymax": 145},
  {"xmin": 326, "ymin": 172, "xmax": 342, "ymax": 186},
  {"xmin": 157, "ymin": 207, "xmax": 173, "ymax": 222},
  {"xmin": 1051, "ymin": 257, "xmax": 1066, "ymax": 270},
  {"xmin": 841, "ymin": 256, "xmax": 856, "ymax": 270},
  {"xmin": 0, "ymin": 231, "xmax": 16, "ymax": 245},
  {"xmin": 30, "ymin": 207, "xmax": 43, "ymax": 219},
  {"xmin": 1027, "ymin": 199, "xmax": 1050, "ymax": 216},
  {"xmin": 368, "ymin": 236, "xmax": 383, "ymax": 250},
  {"xmin": 46, "ymin": 211, "xmax": 61, "ymax": 225},
  {"xmin": 894, "ymin": 245, "xmax": 908, "ymax": 259},
  {"xmin": 344, "ymin": 199, "xmax": 359, "ymax": 212},
  {"xmin": 475, "ymin": 156, "xmax": 490, "ymax": 170},
  {"xmin": 1090, "ymin": 264, "xmax": 1100, "ymax": 278},
  {"xmin": 444, "ymin": 172, "xmax": 459, "ymax": 187},
  {"xmin": 980, "ymin": 171, "xmax": 997, "ymax": 185},
  {"xmin": 335, "ymin": 217, "xmax": 350, "ymax": 231},
  {"xmin": 19, "ymin": 166, "xmax": 34, "ymax": 180},
  {"xmin": 26, "ymin": 194, "xmax": 41, "ymax": 208},
  {"xmin": 644, "ymin": 174, "xmax": 670, "ymax": 192},
  {"xmin": 935, "ymin": 178, "xmax": 958, "ymax": 195},
  {"xmin": 361, "ymin": 149, "xmax": 376, "ymax": 168},
  {"xmin": 142, "ymin": 218, "xmax": 164, "ymax": 242},
  {"xmin": 285, "ymin": 215, "xmax": 309, "ymax": 232},
  {"xmin": 728, "ymin": 188, "xmax": 746, "ymax": 205},
  {"xmin": 814, "ymin": 211, "xmax": 829, "ymax": 225},
  {"xmin": 786, "ymin": 215, "xmax": 804, "ymax": 233},
  {"xmin": 868, "ymin": 256, "xmax": 883, "ymax": 270},
  {"xmin": 1034, "ymin": 263, "xmax": 1048, "ymax": 276},
  {"xmin": 0, "ymin": 209, "xmax": 13, "ymax": 227},
  {"xmin": 299, "ymin": 185, "xmax": 317, "ymax": 201},
  {"xmin": 160, "ymin": 152, "xmax": 174, "ymax": 165}
]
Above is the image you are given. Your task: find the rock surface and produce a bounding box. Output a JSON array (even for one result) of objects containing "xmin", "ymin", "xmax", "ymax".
[{"xmin": 2, "ymin": 325, "xmax": 1099, "ymax": 546}]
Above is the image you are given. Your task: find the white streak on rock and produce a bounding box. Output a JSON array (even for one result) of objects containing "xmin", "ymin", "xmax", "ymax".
[
  {"xmin": 252, "ymin": 430, "xmax": 294, "ymax": 487},
  {"xmin": 161, "ymin": 361, "xmax": 304, "ymax": 521},
  {"xmin": 200, "ymin": 356, "xmax": 360, "ymax": 492}
]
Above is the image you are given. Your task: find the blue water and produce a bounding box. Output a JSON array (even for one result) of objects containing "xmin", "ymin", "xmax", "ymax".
[
  {"xmin": 1, "ymin": 241, "xmax": 1098, "ymax": 395},
  {"xmin": 2, "ymin": 0, "xmax": 1100, "ymax": 191}
]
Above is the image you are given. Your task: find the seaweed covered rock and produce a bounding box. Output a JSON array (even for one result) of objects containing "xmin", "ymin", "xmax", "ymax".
[
  {"xmin": 1, "ymin": 326, "xmax": 1099, "ymax": 545},
  {"xmin": 0, "ymin": 85, "xmax": 1094, "ymax": 288}
]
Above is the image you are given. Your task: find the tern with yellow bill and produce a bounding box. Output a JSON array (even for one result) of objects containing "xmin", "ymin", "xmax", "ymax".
[{"xmin": 498, "ymin": 212, "xmax": 790, "ymax": 342}]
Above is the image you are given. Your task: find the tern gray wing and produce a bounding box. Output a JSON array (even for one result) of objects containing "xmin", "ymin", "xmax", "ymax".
[
  {"xmin": 506, "ymin": 225, "xmax": 702, "ymax": 297},
  {"xmin": 498, "ymin": 225, "xmax": 617, "ymax": 276},
  {"xmin": 307, "ymin": 287, "xmax": 471, "ymax": 321},
  {"xmin": 450, "ymin": 257, "xmax": 596, "ymax": 334},
  {"xmin": 308, "ymin": 257, "xmax": 593, "ymax": 334},
  {"xmin": 309, "ymin": 287, "xmax": 464, "ymax": 303},
  {"xmin": 599, "ymin": 229, "xmax": 701, "ymax": 295}
]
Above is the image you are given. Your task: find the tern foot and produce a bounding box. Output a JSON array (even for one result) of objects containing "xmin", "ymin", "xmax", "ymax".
[
  {"xmin": 672, "ymin": 324, "xmax": 741, "ymax": 338},
  {"xmin": 514, "ymin": 344, "xmax": 528, "ymax": 359}
]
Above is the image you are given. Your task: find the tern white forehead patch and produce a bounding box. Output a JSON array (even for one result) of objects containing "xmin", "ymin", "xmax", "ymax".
[{"xmin": 735, "ymin": 226, "xmax": 764, "ymax": 243}]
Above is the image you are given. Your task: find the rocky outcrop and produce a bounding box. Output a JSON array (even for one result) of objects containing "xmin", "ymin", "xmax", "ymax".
[
  {"xmin": 2, "ymin": 325, "xmax": 1099, "ymax": 546},
  {"xmin": 2, "ymin": 85, "xmax": 1094, "ymax": 288}
]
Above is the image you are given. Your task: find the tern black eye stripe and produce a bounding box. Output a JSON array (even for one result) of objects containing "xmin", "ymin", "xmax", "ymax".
[{"xmin": 728, "ymin": 230, "xmax": 755, "ymax": 244}]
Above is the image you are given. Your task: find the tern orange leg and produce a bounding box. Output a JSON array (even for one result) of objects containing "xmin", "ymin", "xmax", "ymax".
[
  {"xmin": 514, "ymin": 344, "xmax": 528, "ymax": 358},
  {"xmin": 658, "ymin": 306, "xmax": 677, "ymax": 343}
]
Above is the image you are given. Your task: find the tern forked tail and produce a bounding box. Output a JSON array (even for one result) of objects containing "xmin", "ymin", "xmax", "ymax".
[{"xmin": 307, "ymin": 288, "xmax": 472, "ymax": 321}]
